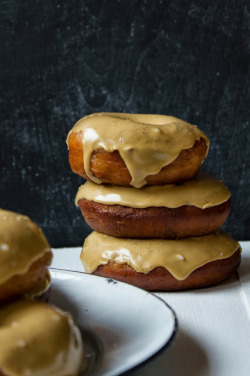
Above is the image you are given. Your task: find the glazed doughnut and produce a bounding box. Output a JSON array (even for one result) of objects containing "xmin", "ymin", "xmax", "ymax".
[
  {"xmin": 67, "ymin": 113, "xmax": 209, "ymax": 187},
  {"xmin": 80, "ymin": 231, "xmax": 241, "ymax": 291},
  {"xmin": 0, "ymin": 209, "xmax": 52, "ymax": 302},
  {"xmin": 0, "ymin": 300, "xmax": 85, "ymax": 376},
  {"xmin": 76, "ymin": 174, "xmax": 231, "ymax": 239}
]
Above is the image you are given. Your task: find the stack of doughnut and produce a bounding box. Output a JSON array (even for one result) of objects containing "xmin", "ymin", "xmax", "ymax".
[
  {"xmin": 0, "ymin": 209, "xmax": 86, "ymax": 375},
  {"xmin": 67, "ymin": 112, "xmax": 241, "ymax": 291}
]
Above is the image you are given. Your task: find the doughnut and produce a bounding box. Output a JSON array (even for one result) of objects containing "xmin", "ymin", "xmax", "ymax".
[
  {"xmin": 0, "ymin": 300, "xmax": 85, "ymax": 376},
  {"xmin": 76, "ymin": 174, "xmax": 231, "ymax": 238},
  {"xmin": 80, "ymin": 231, "xmax": 241, "ymax": 291},
  {"xmin": 67, "ymin": 113, "xmax": 209, "ymax": 187},
  {"xmin": 0, "ymin": 209, "xmax": 52, "ymax": 302}
]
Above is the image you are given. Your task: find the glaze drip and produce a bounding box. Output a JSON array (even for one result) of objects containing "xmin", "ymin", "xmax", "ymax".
[
  {"xmin": 80, "ymin": 231, "xmax": 240, "ymax": 280},
  {"xmin": 75, "ymin": 173, "xmax": 230, "ymax": 209}
]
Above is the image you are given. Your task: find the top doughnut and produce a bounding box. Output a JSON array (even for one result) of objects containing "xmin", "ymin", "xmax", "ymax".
[{"xmin": 67, "ymin": 113, "xmax": 209, "ymax": 188}]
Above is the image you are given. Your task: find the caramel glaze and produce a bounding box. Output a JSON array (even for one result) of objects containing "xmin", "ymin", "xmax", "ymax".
[
  {"xmin": 80, "ymin": 231, "xmax": 241, "ymax": 283},
  {"xmin": 0, "ymin": 300, "xmax": 84, "ymax": 376},
  {"xmin": 75, "ymin": 174, "xmax": 230, "ymax": 209},
  {"xmin": 67, "ymin": 113, "xmax": 209, "ymax": 187}
]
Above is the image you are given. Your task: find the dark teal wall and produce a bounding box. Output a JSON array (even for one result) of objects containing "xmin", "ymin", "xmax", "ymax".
[{"xmin": 1, "ymin": 0, "xmax": 249, "ymax": 245}]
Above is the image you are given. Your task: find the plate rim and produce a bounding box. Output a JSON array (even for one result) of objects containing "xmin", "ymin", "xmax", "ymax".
[{"xmin": 49, "ymin": 267, "xmax": 178, "ymax": 376}]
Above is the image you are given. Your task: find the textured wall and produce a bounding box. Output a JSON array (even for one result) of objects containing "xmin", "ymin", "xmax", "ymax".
[{"xmin": 1, "ymin": 0, "xmax": 250, "ymax": 246}]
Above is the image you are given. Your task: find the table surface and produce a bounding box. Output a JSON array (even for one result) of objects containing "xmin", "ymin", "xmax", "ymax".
[{"xmin": 51, "ymin": 241, "xmax": 250, "ymax": 376}]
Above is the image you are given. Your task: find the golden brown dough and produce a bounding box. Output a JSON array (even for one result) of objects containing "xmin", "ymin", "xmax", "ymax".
[
  {"xmin": 78, "ymin": 198, "xmax": 231, "ymax": 239},
  {"xmin": 68, "ymin": 132, "xmax": 208, "ymax": 185},
  {"xmin": 93, "ymin": 248, "xmax": 241, "ymax": 291}
]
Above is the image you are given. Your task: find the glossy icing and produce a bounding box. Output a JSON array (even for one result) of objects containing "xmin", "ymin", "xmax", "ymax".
[
  {"xmin": 80, "ymin": 231, "xmax": 240, "ymax": 280},
  {"xmin": 75, "ymin": 173, "xmax": 230, "ymax": 209}
]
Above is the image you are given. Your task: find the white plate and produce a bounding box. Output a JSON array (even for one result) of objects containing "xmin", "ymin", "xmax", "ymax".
[{"xmin": 49, "ymin": 269, "xmax": 177, "ymax": 376}]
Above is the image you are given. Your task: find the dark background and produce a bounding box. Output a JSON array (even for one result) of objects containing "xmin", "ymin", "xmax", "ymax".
[{"xmin": 1, "ymin": 0, "xmax": 249, "ymax": 247}]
